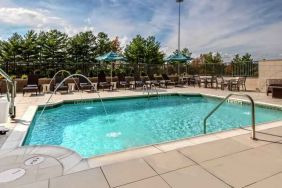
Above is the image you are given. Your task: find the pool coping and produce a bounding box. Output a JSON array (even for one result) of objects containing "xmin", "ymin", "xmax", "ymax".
[{"xmin": 1, "ymin": 92, "xmax": 282, "ymax": 169}]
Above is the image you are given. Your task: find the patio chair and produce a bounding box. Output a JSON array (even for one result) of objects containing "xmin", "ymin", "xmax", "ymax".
[
  {"xmin": 240, "ymin": 76, "xmax": 247, "ymax": 91},
  {"xmin": 160, "ymin": 74, "xmax": 176, "ymax": 88},
  {"xmin": 79, "ymin": 76, "xmax": 95, "ymax": 92},
  {"xmin": 193, "ymin": 75, "xmax": 205, "ymax": 87},
  {"xmin": 205, "ymin": 76, "xmax": 216, "ymax": 88},
  {"xmin": 215, "ymin": 76, "xmax": 227, "ymax": 90},
  {"xmin": 54, "ymin": 75, "xmax": 69, "ymax": 94},
  {"xmin": 23, "ymin": 74, "xmax": 40, "ymax": 96},
  {"xmin": 228, "ymin": 77, "xmax": 240, "ymax": 91},
  {"xmin": 98, "ymin": 72, "xmax": 112, "ymax": 91},
  {"xmin": 118, "ymin": 75, "xmax": 129, "ymax": 89}
]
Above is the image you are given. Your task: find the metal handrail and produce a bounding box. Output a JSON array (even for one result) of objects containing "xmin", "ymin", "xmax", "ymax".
[
  {"xmin": 203, "ymin": 94, "xmax": 256, "ymax": 140},
  {"xmin": 0, "ymin": 68, "xmax": 16, "ymax": 118},
  {"xmin": 143, "ymin": 83, "xmax": 159, "ymax": 97}
]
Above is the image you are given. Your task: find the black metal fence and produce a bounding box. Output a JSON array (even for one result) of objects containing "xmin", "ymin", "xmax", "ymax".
[{"xmin": 0, "ymin": 61, "xmax": 258, "ymax": 78}]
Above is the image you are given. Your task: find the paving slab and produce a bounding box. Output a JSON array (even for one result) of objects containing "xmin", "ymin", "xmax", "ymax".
[
  {"xmin": 231, "ymin": 131, "xmax": 282, "ymax": 148},
  {"xmin": 15, "ymin": 180, "xmax": 48, "ymax": 188},
  {"xmin": 102, "ymin": 158, "xmax": 157, "ymax": 187},
  {"xmin": 117, "ymin": 176, "xmax": 170, "ymax": 188},
  {"xmin": 202, "ymin": 142, "xmax": 282, "ymax": 187},
  {"xmin": 245, "ymin": 172, "xmax": 282, "ymax": 188},
  {"xmin": 260, "ymin": 126, "xmax": 282, "ymax": 139},
  {"xmin": 161, "ymin": 165, "xmax": 230, "ymax": 188},
  {"xmin": 49, "ymin": 168, "xmax": 109, "ymax": 188},
  {"xmin": 144, "ymin": 150, "xmax": 195, "ymax": 174},
  {"xmin": 179, "ymin": 138, "xmax": 251, "ymax": 163}
]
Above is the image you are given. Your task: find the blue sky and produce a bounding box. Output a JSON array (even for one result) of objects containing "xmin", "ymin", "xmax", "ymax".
[{"xmin": 0, "ymin": 0, "xmax": 282, "ymax": 61}]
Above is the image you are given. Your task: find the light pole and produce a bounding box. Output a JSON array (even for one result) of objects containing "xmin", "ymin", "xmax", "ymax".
[
  {"xmin": 176, "ymin": 0, "xmax": 183, "ymax": 75},
  {"xmin": 176, "ymin": 0, "xmax": 183, "ymax": 54}
]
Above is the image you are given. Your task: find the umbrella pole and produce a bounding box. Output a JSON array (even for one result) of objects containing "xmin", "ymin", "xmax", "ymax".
[
  {"xmin": 111, "ymin": 62, "xmax": 113, "ymax": 83},
  {"xmin": 178, "ymin": 63, "xmax": 180, "ymax": 75}
]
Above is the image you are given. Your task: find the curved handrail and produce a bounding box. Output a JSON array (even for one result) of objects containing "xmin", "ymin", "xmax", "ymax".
[{"xmin": 203, "ymin": 94, "xmax": 256, "ymax": 140}]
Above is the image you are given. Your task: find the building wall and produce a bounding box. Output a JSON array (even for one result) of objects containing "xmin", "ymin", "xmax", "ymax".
[{"xmin": 258, "ymin": 60, "xmax": 282, "ymax": 92}]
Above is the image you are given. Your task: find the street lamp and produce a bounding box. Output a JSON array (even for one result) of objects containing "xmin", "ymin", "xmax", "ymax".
[
  {"xmin": 176, "ymin": 0, "xmax": 183, "ymax": 75},
  {"xmin": 176, "ymin": 0, "xmax": 183, "ymax": 54}
]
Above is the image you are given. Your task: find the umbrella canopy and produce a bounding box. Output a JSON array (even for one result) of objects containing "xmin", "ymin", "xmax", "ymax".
[
  {"xmin": 95, "ymin": 51, "xmax": 126, "ymax": 82},
  {"xmin": 165, "ymin": 53, "xmax": 192, "ymax": 62},
  {"xmin": 95, "ymin": 51, "xmax": 126, "ymax": 62},
  {"xmin": 165, "ymin": 53, "xmax": 193, "ymax": 75}
]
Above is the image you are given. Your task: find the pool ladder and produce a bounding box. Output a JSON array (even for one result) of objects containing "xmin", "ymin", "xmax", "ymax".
[
  {"xmin": 143, "ymin": 84, "xmax": 159, "ymax": 98},
  {"xmin": 203, "ymin": 94, "xmax": 256, "ymax": 140}
]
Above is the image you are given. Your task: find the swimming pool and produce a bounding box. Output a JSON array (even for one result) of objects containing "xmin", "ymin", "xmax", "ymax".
[{"xmin": 24, "ymin": 94, "xmax": 282, "ymax": 158}]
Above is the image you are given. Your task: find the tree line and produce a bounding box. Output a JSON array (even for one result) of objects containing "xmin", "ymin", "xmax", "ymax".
[{"xmin": 0, "ymin": 29, "xmax": 254, "ymax": 76}]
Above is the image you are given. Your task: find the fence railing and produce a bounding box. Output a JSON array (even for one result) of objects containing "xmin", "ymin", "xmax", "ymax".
[{"xmin": 0, "ymin": 62, "xmax": 258, "ymax": 78}]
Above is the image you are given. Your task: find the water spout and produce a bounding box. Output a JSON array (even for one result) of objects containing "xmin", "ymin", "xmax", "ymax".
[
  {"xmin": 38, "ymin": 74, "xmax": 109, "ymax": 125},
  {"xmin": 49, "ymin": 70, "xmax": 80, "ymax": 94}
]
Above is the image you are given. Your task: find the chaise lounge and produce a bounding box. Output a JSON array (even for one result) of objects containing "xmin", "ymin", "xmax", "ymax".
[
  {"xmin": 266, "ymin": 79, "xmax": 282, "ymax": 98},
  {"xmin": 54, "ymin": 75, "xmax": 69, "ymax": 94},
  {"xmin": 79, "ymin": 76, "xmax": 96, "ymax": 92},
  {"xmin": 160, "ymin": 74, "xmax": 176, "ymax": 88},
  {"xmin": 23, "ymin": 74, "xmax": 40, "ymax": 96},
  {"xmin": 98, "ymin": 72, "xmax": 112, "ymax": 91}
]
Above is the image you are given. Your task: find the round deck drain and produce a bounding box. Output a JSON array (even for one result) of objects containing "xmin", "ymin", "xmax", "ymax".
[
  {"xmin": 24, "ymin": 156, "xmax": 45, "ymax": 166},
  {"xmin": 0, "ymin": 168, "xmax": 26, "ymax": 183}
]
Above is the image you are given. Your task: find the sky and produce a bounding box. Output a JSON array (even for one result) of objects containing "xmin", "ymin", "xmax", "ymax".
[{"xmin": 0, "ymin": 0, "xmax": 282, "ymax": 61}]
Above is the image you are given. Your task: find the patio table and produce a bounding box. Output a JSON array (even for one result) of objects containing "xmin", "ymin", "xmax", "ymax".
[{"xmin": 42, "ymin": 84, "xmax": 50, "ymax": 93}]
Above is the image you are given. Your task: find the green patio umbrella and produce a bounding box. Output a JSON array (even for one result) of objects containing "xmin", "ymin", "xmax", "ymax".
[
  {"xmin": 165, "ymin": 53, "xmax": 192, "ymax": 75},
  {"xmin": 95, "ymin": 51, "xmax": 127, "ymax": 82}
]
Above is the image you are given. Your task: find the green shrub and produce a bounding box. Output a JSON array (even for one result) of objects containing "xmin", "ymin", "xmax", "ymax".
[{"xmin": 21, "ymin": 74, "xmax": 28, "ymax": 79}]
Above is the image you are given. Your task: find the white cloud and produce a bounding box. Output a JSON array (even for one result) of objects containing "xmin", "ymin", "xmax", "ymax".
[
  {"xmin": 163, "ymin": 0, "xmax": 282, "ymax": 60},
  {"xmin": 0, "ymin": 0, "xmax": 281, "ymax": 61},
  {"xmin": 0, "ymin": 7, "xmax": 96, "ymax": 37},
  {"xmin": 0, "ymin": 7, "xmax": 65, "ymax": 28}
]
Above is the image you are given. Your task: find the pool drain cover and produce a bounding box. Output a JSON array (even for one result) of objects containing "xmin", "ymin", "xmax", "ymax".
[
  {"xmin": 0, "ymin": 168, "xmax": 26, "ymax": 183},
  {"xmin": 25, "ymin": 156, "xmax": 45, "ymax": 166}
]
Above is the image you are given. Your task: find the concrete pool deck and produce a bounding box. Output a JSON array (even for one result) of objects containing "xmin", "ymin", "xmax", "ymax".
[{"xmin": 0, "ymin": 86, "xmax": 282, "ymax": 187}]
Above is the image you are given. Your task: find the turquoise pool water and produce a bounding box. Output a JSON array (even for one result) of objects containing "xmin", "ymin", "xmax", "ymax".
[{"xmin": 24, "ymin": 95, "xmax": 282, "ymax": 158}]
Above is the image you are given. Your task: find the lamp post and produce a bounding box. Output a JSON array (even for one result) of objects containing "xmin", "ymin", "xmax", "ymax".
[
  {"xmin": 176, "ymin": 0, "xmax": 183, "ymax": 75},
  {"xmin": 176, "ymin": 0, "xmax": 183, "ymax": 54}
]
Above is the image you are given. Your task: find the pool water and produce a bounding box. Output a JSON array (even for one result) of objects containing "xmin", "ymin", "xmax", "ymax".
[{"xmin": 24, "ymin": 95, "xmax": 282, "ymax": 158}]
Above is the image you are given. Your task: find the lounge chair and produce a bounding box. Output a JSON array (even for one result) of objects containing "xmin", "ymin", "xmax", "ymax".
[
  {"xmin": 79, "ymin": 76, "xmax": 95, "ymax": 92},
  {"xmin": 98, "ymin": 73, "xmax": 112, "ymax": 91},
  {"xmin": 0, "ymin": 126, "xmax": 9, "ymax": 135},
  {"xmin": 118, "ymin": 75, "xmax": 129, "ymax": 89},
  {"xmin": 54, "ymin": 75, "xmax": 69, "ymax": 93},
  {"xmin": 148, "ymin": 75, "xmax": 160, "ymax": 87},
  {"xmin": 132, "ymin": 75, "xmax": 144, "ymax": 89},
  {"xmin": 23, "ymin": 74, "xmax": 40, "ymax": 96},
  {"xmin": 160, "ymin": 74, "xmax": 175, "ymax": 88},
  {"xmin": 266, "ymin": 79, "xmax": 282, "ymax": 96}
]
